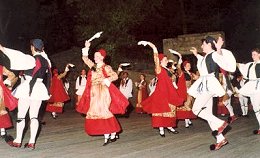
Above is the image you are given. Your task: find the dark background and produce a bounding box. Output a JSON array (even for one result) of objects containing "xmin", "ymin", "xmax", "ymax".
[{"xmin": 0, "ymin": 0, "xmax": 259, "ymax": 63}]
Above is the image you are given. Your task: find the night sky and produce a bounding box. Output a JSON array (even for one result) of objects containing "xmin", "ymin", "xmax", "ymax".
[{"xmin": 0, "ymin": 0, "xmax": 259, "ymax": 62}]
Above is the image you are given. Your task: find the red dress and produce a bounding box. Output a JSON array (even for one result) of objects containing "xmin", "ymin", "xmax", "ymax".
[
  {"xmin": 46, "ymin": 73, "xmax": 70, "ymax": 113},
  {"xmin": 0, "ymin": 66, "xmax": 18, "ymax": 128},
  {"xmin": 176, "ymin": 73, "xmax": 197, "ymax": 120},
  {"xmin": 76, "ymin": 65, "xmax": 129, "ymax": 135},
  {"xmin": 141, "ymin": 67, "xmax": 184, "ymax": 127}
]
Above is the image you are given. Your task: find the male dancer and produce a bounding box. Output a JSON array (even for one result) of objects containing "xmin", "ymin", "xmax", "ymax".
[{"xmin": 188, "ymin": 36, "xmax": 236, "ymax": 150}]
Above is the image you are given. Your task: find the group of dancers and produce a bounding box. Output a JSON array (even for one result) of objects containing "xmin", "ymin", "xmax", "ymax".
[{"xmin": 0, "ymin": 33, "xmax": 259, "ymax": 151}]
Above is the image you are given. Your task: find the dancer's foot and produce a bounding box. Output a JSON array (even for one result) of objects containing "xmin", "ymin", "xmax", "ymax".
[
  {"xmin": 24, "ymin": 143, "xmax": 35, "ymax": 150},
  {"xmin": 166, "ymin": 128, "xmax": 179, "ymax": 134},
  {"xmin": 8, "ymin": 141, "xmax": 22, "ymax": 148},
  {"xmin": 253, "ymin": 129, "xmax": 260, "ymax": 135},
  {"xmin": 210, "ymin": 139, "xmax": 228, "ymax": 151},
  {"xmin": 51, "ymin": 112, "xmax": 58, "ymax": 119}
]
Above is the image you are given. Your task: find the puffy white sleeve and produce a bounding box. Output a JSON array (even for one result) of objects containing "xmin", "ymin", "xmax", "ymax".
[
  {"xmin": 2, "ymin": 47, "xmax": 35, "ymax": 70},
  {"xmin": 75, "ymin": 77, "xmax": 80, "ymax": 90},
  {"xmin": 237, "ymin": 62, "xmax": 252, "ymax": 79},
  {"xmin": 212, "ymin": 49, "xmax": 237, "ymax": 72}
]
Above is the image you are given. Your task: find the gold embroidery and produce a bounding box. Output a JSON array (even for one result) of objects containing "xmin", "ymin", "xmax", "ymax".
[
  {"xmin": 49, "ymin": 102, "xmax": 64, "ymax": 107},
  {"xmin": 152, "ymin": 104, "xmax": 176, "ymax": 117}
]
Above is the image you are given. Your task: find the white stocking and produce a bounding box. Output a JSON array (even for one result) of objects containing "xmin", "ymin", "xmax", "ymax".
[
  {"xmin": 224, "ymin": 99, "xmax": 234, "ymax": 116},
  {"xmin": 28, "ymin": 100, "xmax": 42, "ymax": 144},
  {"xmin": 110, "ymin": 132, "xmax": 116, "ymax": 139},
  {"xmin": 14, "ymin": 98, "xmax": 30, "ymax": 143},
  {"xmin": 0, "ymin": 128, "xmax": 6, "ymax": 136},
  {"xmin": 216, "ymin": 134, "xmax": 225, "ymax": 143},
  {"xmin": 104, "ymin": 134, "xmax": 110, "ymax": 142},
  {"xmin": 159, "ymin": 127, "xmax": 164, "ymax": 135}
]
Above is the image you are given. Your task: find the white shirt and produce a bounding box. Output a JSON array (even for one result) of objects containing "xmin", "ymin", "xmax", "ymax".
[
  {"xmin": 119, "ymin": 77, "xmax": 133, "ymax": 99},
  {"xmin": 75, "ymin": 75, "xmax": 87, "ymax": 95}
]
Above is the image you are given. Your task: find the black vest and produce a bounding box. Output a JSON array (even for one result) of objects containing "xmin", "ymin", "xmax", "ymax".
[
  {"xmin": 205, "ymin": 53, "xmax": 219, "ymax": 79},
  {"xmin": 247, "ymin": 63, "xmax": 260, "ymax": 78},
  {"xmin": 184, "ymin": 71, "xmax": 192, "ymax": 81}
]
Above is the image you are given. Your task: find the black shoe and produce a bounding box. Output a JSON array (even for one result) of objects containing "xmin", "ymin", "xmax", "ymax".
[
  {"xmin": 24, "ymin": 143, "xmax": 35, "ymax": 150},
  {"xmin": 166, "ymin": 129, "xmax": 179, "ymax": 134},
  {"xmin": 110, "ymin": 138, "xmax": 117, "ymax": 142},
  {"xmin": 159, "ymin": 133, "xmax": 165, "ymax": 137},
  {"xmin": 243, "ymin": 114, "xmax": 249, "ymax": 118},
  {"xmin": 1, "ymin": 134, "xmax": 6, "ymax": 139}
]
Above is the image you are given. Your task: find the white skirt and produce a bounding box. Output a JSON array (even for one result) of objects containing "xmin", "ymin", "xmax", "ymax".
[
  {"xmin": 239, "ymin": 80, "xmax": 260, "ymax": 97},
  {"xmin": 13, "ymin": 77, "xmax": 50, "ymax": 101},
  {"xmin": 76, "ymin": 86, "xmax": 86, "ymax": 96},
  {"xmin": 188, "ymin": 74, "xmax": 225, "ymax": 98}
]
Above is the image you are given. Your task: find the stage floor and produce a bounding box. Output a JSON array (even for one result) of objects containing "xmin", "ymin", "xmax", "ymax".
[{"xmin": 1, "ymin": 103, "xmax": 260, "ymax": 158}]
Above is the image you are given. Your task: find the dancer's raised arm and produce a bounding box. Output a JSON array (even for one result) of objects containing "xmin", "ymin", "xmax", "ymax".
[
  {"xmin": 138, "ymin": 41, "xmax": 161, "ymax": 74},
  {"xmin": 81, "ymin": 41, "xmax": 95, "ymax": 69}
]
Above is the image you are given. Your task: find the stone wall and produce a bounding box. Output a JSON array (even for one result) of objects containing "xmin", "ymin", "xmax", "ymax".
[{"xmin": 163, "ymin": 31, "xmax": 225, "ymax": 60}]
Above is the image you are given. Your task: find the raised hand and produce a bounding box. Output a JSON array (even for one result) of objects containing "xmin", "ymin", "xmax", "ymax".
[
  {"xmin": 138, "ymin": 41, "xmax": 158, "ymax": 53},
  {"xmin": 87, "ymin": 31, "xmax": 103, "ymax": 42},
  {"xmin": 213, "ymin": 36, "xmax": 224, "ymax": 52},
  {"xmin": 169, "ymin": 49, "xmax": 182, "ymax": 65},
  {"xmin": 85, "ymin": 40, "xmax": 91, "ymax": 48},
  {"xmin": 68, "ymin": 63, "xmax": 75, "ymax": 67},
  {"xmin": 190, "ymin": 47, "xmax": 198, "ymax": 56},
  {"xmin": 169, "ymin": 49, "xmax": 182, "ymax": 58},
  {"xmin": 138, "ymin": 41, "xmax": 149, "ymax": 46}
]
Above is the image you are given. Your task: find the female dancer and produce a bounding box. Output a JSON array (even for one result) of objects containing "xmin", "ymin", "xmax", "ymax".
[
  {"xmin": 171, "ymin": 56, "xmax": 197, "ymax": 128},
  {"xmin": 138, "ymin": 41, "xmax": 184, "ymax": 137},
  {"xmin": 0, "ymin": 66, "xmax": 17, "ymax": 138},
  {"xmin": 46, "ymin": 65, "xmax": 71, "ymax": 119},
  {"xmin": 76, "ymin": 40, "xmax": 128, "ymax": 146}
]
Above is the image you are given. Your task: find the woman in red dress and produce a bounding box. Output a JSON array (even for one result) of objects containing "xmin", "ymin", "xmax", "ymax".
[
  {"xmin": 175, "ymin": 59, "xmax": 197, "ymax": 128},
  {"xmin": 46, "ymin": 66, "xmax": 70, "ymax": 119},
  {"xmin": 135, "ymin": 74, "xmax": 148, "ymax": 114},
  {"xmin": 0, "ymin": 66, "xmax": 18, "ymax": 138},
  {"xmin": 76, "ymin": 41, "xmax": 129, "ymax": 146},
  {"xmin": 138, "ymin": 41, "xmax": 184, "ymax": 137}
]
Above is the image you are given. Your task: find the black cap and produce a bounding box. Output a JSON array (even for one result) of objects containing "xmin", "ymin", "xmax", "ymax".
[
  {"xmin": 202, "ymin": 36, "xmax": 216, "ymax": 44},
  {"xmin": 31, "ymin": 39, "xmax": 44, "ymax": 50}
]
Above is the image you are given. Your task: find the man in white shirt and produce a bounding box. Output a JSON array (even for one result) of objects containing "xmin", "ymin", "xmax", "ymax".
[
  {"xmin": 119, "ymin": 71, "xmax": 133, "ymax": 117},
  {"xmin": 119, "ymin": 71, "xmax": 133, "ymax": 99},
  {"xmin": 75, "ymin": 69, "xmax": 87, "ymax": 106}
]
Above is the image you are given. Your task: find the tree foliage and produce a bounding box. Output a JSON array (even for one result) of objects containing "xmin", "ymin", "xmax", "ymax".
[{"xmin": 66, "ymin": 0, "xmax": 163, "ymax": 66}]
